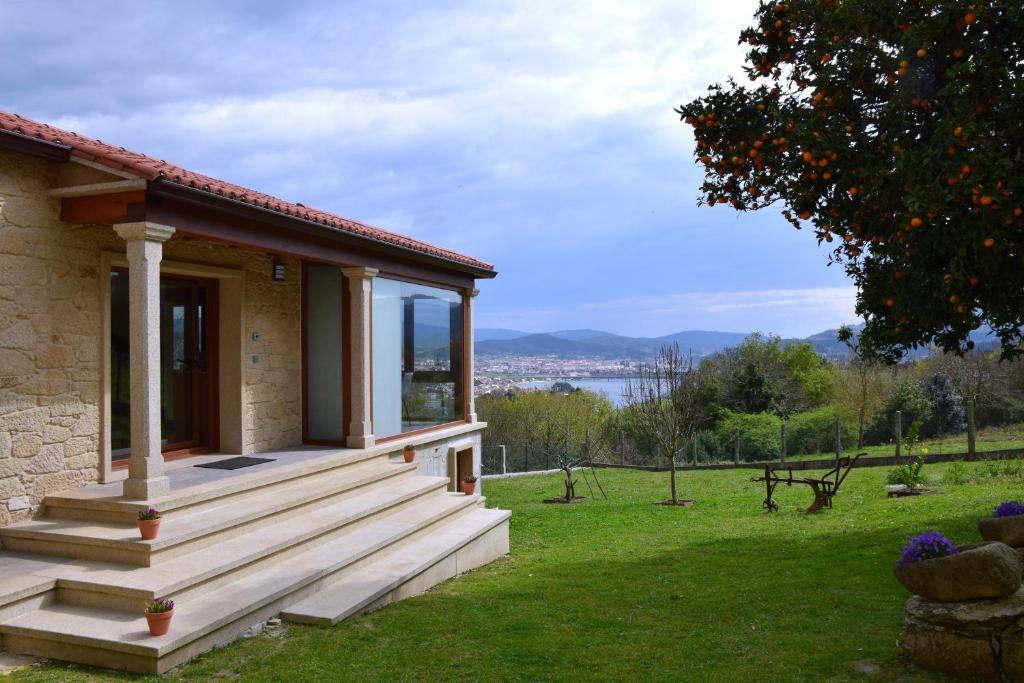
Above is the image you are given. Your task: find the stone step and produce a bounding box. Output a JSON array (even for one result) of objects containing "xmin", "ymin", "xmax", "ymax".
[
  {"xmin": 0, "ymin": 494, "xmax": 497, "ymax": 674},
  {"xmin": 281, "ymin": 507, "xmax": 510, "ymax": 625},
  {"xmin": 0, "ymin": 460, "xmax": 418, "ymax": 566},
  {"xmin": 54, "ymin": 483, "xmax": 479, "ymax": 612},
  {"xmin": 41, "ymin": 447, "xmax": 401, "ymax": 522}
]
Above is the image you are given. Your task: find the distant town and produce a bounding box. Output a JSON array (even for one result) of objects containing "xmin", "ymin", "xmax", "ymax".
[{"xmin": 474, "ymin": 354, "xmax": 638, "ymax": 396}]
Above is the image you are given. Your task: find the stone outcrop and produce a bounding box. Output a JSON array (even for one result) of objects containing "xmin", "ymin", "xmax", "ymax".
[
  {"xmin": 902, "ymin": 588, "xmax": 1024, "ymax": 682},
  {"xmin": 893, "ymin": 542, "xmax": 1022, "ymax": 602}
]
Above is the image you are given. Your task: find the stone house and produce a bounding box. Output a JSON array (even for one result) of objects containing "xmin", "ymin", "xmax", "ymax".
[{"xmin": 0, "ymin": 110, "xmax": 508, "ymax": 672}]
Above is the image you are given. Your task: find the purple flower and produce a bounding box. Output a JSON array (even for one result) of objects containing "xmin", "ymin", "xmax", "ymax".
[
  {"xmin": 994, "ymin": 501, "xmax": 1024, "ymax": 518},
  {"xmin": 138, "ymin": 507, "xmax": 161, "ymax": 521},
  {"xmin": 148, "ymin": 597, "xmax": 174, "ymax": 613},
  {"xmin": 900, "ymin": 530, "xmax": 956, "ymax": 564}
]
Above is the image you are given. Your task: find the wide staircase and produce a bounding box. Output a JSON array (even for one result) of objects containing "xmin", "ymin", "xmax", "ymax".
[{"xmin": 0, "ymin": 448, "xmax": 510, "ymax": 673}]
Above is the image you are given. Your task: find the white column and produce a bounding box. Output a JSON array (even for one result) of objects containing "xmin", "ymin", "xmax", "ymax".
[
  {"xmin": 466, "ymin": 287, "xmax": 479, "ymax": 423},
  {"xmin": 113, "ymin": 222, "xmax": 176, "ymax": 500},
  {"xmin": 342, "ymin": 267, "xmax": 378, "ymax": 448}
]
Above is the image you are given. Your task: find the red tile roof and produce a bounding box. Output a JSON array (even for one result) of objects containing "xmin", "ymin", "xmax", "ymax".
[{"xmin": 0, "ymin": 111, "xmax": 493, "ymax": 273}]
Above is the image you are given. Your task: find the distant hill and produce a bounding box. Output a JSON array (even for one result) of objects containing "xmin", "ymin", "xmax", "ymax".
[
  {"xmin": 476, "ymin": 328, "xmax": 532, "ymax": 342},
  {"xmin": 474, "ymin": 323, "xmax": 1005, "ymax": 360},
  {"xmin": 476, "ymin": 327, "xmax": 853, "ymax": 359}
]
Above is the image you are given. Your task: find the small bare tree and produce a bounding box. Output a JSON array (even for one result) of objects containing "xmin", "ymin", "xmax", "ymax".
[{"xmin": 624, "ymin": 343, "xmax": 707, "ymax": 505}]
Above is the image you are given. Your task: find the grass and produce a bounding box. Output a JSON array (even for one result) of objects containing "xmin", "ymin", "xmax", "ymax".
[
  {"xmin": 10, "ymin": 462, "xmax": 1022, "ymax": 682},
  {"xmin": 784, "ymin": 423, "xmax": 1024, "ymax": 462}
]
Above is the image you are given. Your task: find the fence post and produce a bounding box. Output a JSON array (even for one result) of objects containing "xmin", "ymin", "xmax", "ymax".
[
  {"xmin": 966, "ymin": 399, "xmax": 977, "ymax": 458},
  {"xmin": 835, "ymin": 418, "xmax": 842, "ymax": 465},
  {"xmin": 656, "ymin": 442, "xmax": 662, "ymax": 467},
  {"xmin": 619, "ymin": 430, "xmax": 625, "ymax": 465},
  {"xmin": 500, "ymin": 445, "xmax": 507, "ymax": 475},
  {"xmin": 584, "ymin": 430, "xmax": 591, "ymax": 464},
  {"xmin": 780, "ymin": 421, "xmax": 787, "ymax": 463},
  {"xmin": 692, "ymin": 435, "xmax": 699, "ymax": 465},
  {"xmin": 894, "ymin": 410, "xmax": 902, "ymax": 463},
  {"xmin": 734, "ymin": 428, "xmax": 741, "ymax": 465},
  {"xmin": 525, "ymin": 443, "xmax": 530, "ymax": 472}
]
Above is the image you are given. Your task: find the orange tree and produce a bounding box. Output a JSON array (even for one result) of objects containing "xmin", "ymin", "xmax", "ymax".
[{"xmin": 677, "ymin": 1, "xmax": 1023, "ymax": 361}]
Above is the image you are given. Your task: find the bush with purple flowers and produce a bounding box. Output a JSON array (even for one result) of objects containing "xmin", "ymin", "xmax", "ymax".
[
  {"xmin": 147, "ymin": 597, "xmax": 174, "ymax": 614},
  {"xmin": 994, "ymin": 501, "xmax": 1024, "ymax": 518},
  {"xmin": 900, "ymin": 530, "xmax": 956, "ymax": 564}
]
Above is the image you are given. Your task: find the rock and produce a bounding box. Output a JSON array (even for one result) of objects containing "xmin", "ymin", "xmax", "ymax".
[
  {"xmin": 894, "ymin": 542, "xmax": 1022, "ymax": 602},
  {"xmin": 906, "ymin": 588, "xmax": 1024, "ymax": 636},
  {"xmin": 900, "ymin": 618, "xmax": 1000, "ymax": 682},
  {"xmin": 980, "ymin": 515, "xmax": 1024, "ymax": 548}
]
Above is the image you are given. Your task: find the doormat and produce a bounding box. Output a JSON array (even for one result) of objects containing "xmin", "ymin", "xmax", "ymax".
[{"xmin": 194, "ymin": 457, "xmax": 276, "ymax": 471}]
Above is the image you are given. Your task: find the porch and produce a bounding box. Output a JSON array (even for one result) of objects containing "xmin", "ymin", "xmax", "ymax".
[{"xmin": 0, "ymin": 423, "xmax": 508, "ymax": 673}]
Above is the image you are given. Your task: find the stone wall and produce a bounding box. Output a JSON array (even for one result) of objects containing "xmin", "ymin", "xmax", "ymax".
[{"xmin": 0, "ymin": 150, "xmax": 303, "ymax": 524}]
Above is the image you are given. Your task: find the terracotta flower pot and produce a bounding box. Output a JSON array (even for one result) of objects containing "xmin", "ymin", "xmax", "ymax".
[
  {"xmin": 893, "ymin": 541, "xmax": 1022, "ymax": 602},
  {"xmin": 979, "ymin": 514, "xmax": 1024, "ymax": 548},
  {"xmin": 461, "ymin": 480, "xmax": 477, "ymax": 496},
  {"xmin": 403, "ymin": 449, "xmax": 416, "ymax": 463},
  {"xmin": 137, "ymin": 518, "xmax": 161, "ymax": 541},
  {"xmin": 145, "ymin": 608, "xmax": 174, "ymax": 636}
]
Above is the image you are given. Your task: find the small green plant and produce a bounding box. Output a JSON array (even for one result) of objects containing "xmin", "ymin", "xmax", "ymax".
[
  {"xmin": 138, "ymin": 507, "xmax": 161, "ymax": 521},
  {"xmin": 886, "ymin": 421, "xmax": 926, "ymax": 490},
  {"xmin": 942, "ymin": 461, "xmax": 970, "ymax": 486},
  {"xmin": 147, "ymin": 597, "xmax": 174, "ymax": 614}
]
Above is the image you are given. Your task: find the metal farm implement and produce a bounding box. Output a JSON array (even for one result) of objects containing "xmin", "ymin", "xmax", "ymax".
[{"xmin": 754, "ymin": 453, "xmax": 863, "ymax": 513}]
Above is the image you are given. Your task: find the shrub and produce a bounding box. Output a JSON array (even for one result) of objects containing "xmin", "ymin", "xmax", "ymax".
[
  {"xmin": 900, "ymin": 531, "xmax": 956, "ymax": 564},
  {"xmin": 713, "ymin": 410, "xmax": 781, "ymax": 461},
  {"xmin": 785, "ymin": 407, "xmax": 856, "ymax": 456},
  {"xmin": 994, "ymin": 501, "xmax": 1024, "ymax": 518}
]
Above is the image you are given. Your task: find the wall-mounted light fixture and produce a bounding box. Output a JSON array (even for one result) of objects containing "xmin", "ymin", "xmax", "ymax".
[{"xmin": 272, "ymin": 259, "xmax": 286, "ymax": 281}]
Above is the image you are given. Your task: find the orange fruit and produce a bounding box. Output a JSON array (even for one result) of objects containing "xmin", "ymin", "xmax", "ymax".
[
  {"xmin": 917, "ymin": 48, "xmax": 927, "ymax": 58},
  {"xmin": 980, "ymin": 195, "xmax": 993, "ymax": 205},
  {"xmin": 885, "ymin": 298, "xmax": 895, "ymax": 307},
  {"xmin": 964, "ymin": 12, "xmax": 976, "ymax": 24},
  {"xmin": 848, "ymin": 186, "xmax": 859, "ymax": 196},
  {"xmin": 984, "ymin": 237, "xmax": 995, "ymax": 248},
  {"xmin": 910, "ymin": 217, "xmax": 923, "ymax": 228},
  {"xmin": 969, "ymin": 276, "xmax": 980, "ymax": 286}
]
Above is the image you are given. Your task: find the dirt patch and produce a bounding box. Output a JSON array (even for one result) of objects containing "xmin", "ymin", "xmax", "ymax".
[
  {"xmin": 657, "ymin": 499, "xmax": 695, "ymax": 507},
  {"xmin": 543, "ymin": 496, "xmax": 587, "ymax": 504}
]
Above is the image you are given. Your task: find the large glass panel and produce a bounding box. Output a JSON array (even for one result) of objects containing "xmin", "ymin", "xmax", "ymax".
[
  {"xmin": 110, "ymin": 269, "xmax": 131, "ymax": 460},
  {"xmin": 372, "ymin": 278, "xmax": 464, "ymax": 438},
  {"xmin": 110, "ymin": 269, "xmax": 212, "ymax": 459},
  {"xmin": 305, "ymin": 265, "xmax": 344, "ymax": 441}
]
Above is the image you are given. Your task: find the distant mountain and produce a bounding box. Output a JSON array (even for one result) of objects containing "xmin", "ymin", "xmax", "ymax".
[
  {"xmin": 476, "ymin": 328, "xmax": 532, "ymax": 342},
  {"xmin": 549, "ymin": 329, "xmax": 613, "ymax": 341},
  {"xmin": 475, "ymin": 323, "xmax": 1005, "ymax": 360},
  {"xmin": 475, "ymin": 327, "xmax": 852, "ymax": 360}
]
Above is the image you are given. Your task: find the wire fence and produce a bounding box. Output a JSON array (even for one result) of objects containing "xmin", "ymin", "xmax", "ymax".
[{"xmin": 480, "ymin": 411, "xmax": 1022, "ymax": 475}]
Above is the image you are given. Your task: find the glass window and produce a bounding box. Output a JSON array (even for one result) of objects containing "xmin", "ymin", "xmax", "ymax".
[
  {"xmin": 305, "ymin": 265, "xmax": 344, "ymax": 441},
  {"xmin": 372, "ymin": 278, "xmax": 464, "ymax": 438}
]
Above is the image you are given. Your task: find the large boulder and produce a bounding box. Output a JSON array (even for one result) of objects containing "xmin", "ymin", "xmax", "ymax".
[
  {"xmin": 894, "ymin": 542, "xmax": 1022, "ymax": 602},
  {"xmin": 901, "ymin": 589, "xmax": 1024, "ymax": 682},
  {"xmin": 980, "ymin": 515, "xmax": 1024, "ymax": 548}
]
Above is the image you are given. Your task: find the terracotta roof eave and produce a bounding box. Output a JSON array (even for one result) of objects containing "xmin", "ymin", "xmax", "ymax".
[
  {"xmin": 0, "ymin": 128, "xmax": 72, "ymax": 162},
  {"xmin": 147, "ymin": 178, "xmax": 499, "ymax": 279}
]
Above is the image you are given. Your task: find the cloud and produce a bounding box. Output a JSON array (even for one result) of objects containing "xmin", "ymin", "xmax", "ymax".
[{"xmin": 0, "ymin": 0, "xmax": 862, "ymax": 337}]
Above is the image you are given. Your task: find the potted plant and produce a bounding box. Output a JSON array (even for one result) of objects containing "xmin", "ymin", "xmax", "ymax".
[
  {"xmin": 137, "ymin": 508, "xmax": 162, "ymax": 541},
  {"xmin": 979, "ymin": 500, "xmax": 1024, "ymax": 547},
  {"xmin": 461, "ymin": 475, "xmax": 478, "ymax": 496},
  {"xmin": 402, "ymin": 444, "xmax": 416, "ymax": 463},
  {"xmin": 893, "ymin": 530, "xmax": 1022, "ymax": 602},
  {"xmin": 144, "ymin": 597, "xmax": 175, "ymax": 636}
]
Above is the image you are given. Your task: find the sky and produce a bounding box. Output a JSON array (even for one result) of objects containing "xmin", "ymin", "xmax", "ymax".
[{"xmin": 0, "ymin": 0, "xmax": 862, "ymax": 338}]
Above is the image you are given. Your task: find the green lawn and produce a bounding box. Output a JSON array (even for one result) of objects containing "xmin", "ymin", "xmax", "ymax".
[
  {"xmin": 11, "ymin": 462, "xmax": 1022, "ymax": 682},
  {"xmin": 785, "ymin": 423, "xmax": 1024, "ymax": 462}
]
